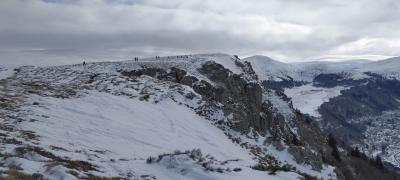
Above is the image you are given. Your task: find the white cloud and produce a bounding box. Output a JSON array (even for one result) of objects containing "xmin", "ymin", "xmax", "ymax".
[
  {"xmin": 330, "ymin": 38, "xmax": 400, "ymax": 57},
  {"xmin": 0, "ymin": 0, "xmax": 399, "ymax": 65}
]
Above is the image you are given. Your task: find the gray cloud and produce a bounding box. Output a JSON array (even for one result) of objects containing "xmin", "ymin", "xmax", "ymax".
[{"xmin": 0, "ymin": 0, "xmax": 400, "ymax": 65}]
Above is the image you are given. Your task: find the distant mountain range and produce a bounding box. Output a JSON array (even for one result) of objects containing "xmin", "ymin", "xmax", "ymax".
[
  {"xmin": 246, "ymin": 55, "xmax": 400, "ymax": 171},
  {"xmin": 245, "ymin": 55, "xmax": 400, "ymax": 82}
]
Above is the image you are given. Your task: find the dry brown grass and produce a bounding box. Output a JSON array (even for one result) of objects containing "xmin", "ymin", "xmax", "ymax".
[
  {"xmin": 84, "ymin": 174, "xmax": 121, "ymax": 180},
  {"xmin": 16, "ymin": 146, "xmax": 98, "ymax": 172},
  {"xmin": 0, "ymin": 169, "xmax": 40, "ymax": 180},
  {"xmin": 21, "ymin": 130, "xmax": 39, "ymax": 141}
]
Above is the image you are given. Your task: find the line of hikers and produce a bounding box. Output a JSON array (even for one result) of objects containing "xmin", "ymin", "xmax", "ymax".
[
  {"xmin": 82, "ymin": 55, "xmax": 193, "ymax": 66},
  {"xmin": 156, "ymin": 55, "xmax": 189, "ymax": 59}
]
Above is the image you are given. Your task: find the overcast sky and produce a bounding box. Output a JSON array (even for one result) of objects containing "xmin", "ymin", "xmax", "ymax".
[{"xmin": 1, "ymin": 0, "xmax": 400, "ymax": 65}]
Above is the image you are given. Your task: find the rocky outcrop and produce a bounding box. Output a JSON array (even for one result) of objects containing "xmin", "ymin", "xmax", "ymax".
[
  {"xmin": 121, "ymin": 67, "xmax": 187, "ymax": 83},
  {"xmin": 181, "ymin": 76, "xmax": 199, "ymax": 87},
  {"xmin": 197, "ymin": 61, "xmax": 263, "ymax": 132},
  {"xmin": 120, "ymin": 61, "xmax": 316, "ymax": 145},
  {"xmin": 121, "ymin": 61, "xmax": 264, "ymax": 133}
]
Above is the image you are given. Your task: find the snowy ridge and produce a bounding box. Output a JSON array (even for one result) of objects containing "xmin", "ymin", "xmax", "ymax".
[
  {"xmin": 0, "ymin": 55, "xmax": 337, "ymax": 179},
  {"xmin": 126, "ymin": 53, "xmax": 252, "ymax": 83},
  {"xmin": 245, "ymin": 55, "xmax": 338, "ymax": 82},
  {"xmin": 243, "ymin": 56, "xmax": 296, "ymax": 81},
  {"xmin": 357, "ymin": 57, "xmax": 400, "ymax": 79},
  {"xmin": 245, "ymin": 55, "xmax": 400, "ymax": 82}
]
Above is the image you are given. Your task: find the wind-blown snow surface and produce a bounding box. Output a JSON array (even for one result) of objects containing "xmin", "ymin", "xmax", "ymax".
[{"xmin": 284, "ymin": 84, "xmax": 349, "ymax": 117}]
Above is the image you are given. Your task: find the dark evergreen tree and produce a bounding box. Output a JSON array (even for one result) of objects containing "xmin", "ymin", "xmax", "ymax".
[
  {"xmin": 375, "ymin": 155, "xmax": 385, "ymax": 170},
  {"xmin": 350, "ymin": 146, "xmax": 361, "ymax": 158},
  {"xmin": 327, "ymin": 134, "xmax": 341, "ymax": 161}
]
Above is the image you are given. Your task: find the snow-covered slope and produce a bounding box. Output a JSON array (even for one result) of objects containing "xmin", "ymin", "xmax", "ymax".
[
  {"xmin": 357, "ymin": 57, "xmax": 400, "ymax": 79},
  {"xmin": 0, "ymin": 54, "xmax": 340, "ymax": 179},
  {"xmin": 243, "ymin": 56, "xmax": 295, "ymax": 81},
  {"xmin": 244, "ymin": 56, "xmax": 371, "ymax": 82},
  {"xmin": 246, "ymin": 55, "xmax": 400, "ymax": 82},
  {"xmin": 16, "ymin": 91, "xmax": 295, "ymax": 180},
  {"xmin": 0, "ymin": 66, "xmax": 15, "ymax": 80}
]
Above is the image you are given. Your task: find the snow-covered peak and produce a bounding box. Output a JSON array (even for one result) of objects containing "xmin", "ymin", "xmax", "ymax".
[
  {"xmin": 244, "ymin": 55, "xmax": 288, "ymax": 67},
  {"xmin": 245, "ymin": 56, "xmax": 378, "ymax": 82},
  {"xmin": 244, "ymin": 55, "xmax": 344, "ymax": 82},
  {"xmin": 358, "ymin": 56, "xmax": 400, "ymax": 79},
  {"xmin": 244, "ymin": 55, "xmax": 295, "ymax": 81}
]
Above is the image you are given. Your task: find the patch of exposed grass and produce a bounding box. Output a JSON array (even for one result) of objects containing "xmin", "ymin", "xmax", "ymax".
[
  {"xmin": 0, "ymin": 152, "xmax": 13, "ymax": 159},
  {"xmin": 1, "ymin": 138, "xmax": 22, "ymax": 145},
  {"xmin": 21, "ymin": 130, "xmax": 39, "ymax": 141},
  {"xmin": 49, "ymin": 145, "xmax": 68, "ymax": 152},
  {"xmin": 84, "ymin": 174, "xmax": 120, "ymax": 180},
  {"xmin": 298, "ymin": 172, "xmax": 318, "ymax": 180},
  {"xmin": 0, "ymin": 169, "xmax": 43, "ymax": 180},
  {"xmin": 16, "ymin": 146, "xmax": 98, "ymax": 172},
  {"xmin": 251, "ymin": 162, "xmax": 294, "ymax": 175}
]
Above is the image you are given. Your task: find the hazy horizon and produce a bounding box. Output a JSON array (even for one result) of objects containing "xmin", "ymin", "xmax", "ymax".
[{"xmin": 0, "ymin": 51, "xmax": 394, "ymax": 66}]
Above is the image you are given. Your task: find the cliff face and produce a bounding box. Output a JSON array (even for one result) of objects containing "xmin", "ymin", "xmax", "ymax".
[
  {"xmin": 197, "ymin": 61, "xmax": 263, "ymax": 132},
  {"xmin": 121, "ymin": 60, "xmax": 264, "ymax": 133}
]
